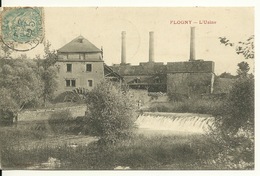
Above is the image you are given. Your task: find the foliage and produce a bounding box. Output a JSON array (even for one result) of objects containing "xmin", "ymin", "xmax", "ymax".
[
  {"xmin": 237, "ymin": 61, "xmax": 250, "ymax": 77},
  {"xmin": 84, "ymin": 80, "xmax": 137, "ymax": 145},
  {"xmin": 35, "ymin": 41, "xmax": 58, "ymax": 105},
  {"xmin": 214, "ymin": 76, "xmax": 254, "ymax": 135},
  {"xmin": 219, "ymin": 35, "xmax": 254, "ymax": 59},
  {"xmin": 0, "ymin": 41, "xmax": 58, "ymax": 123},
  {"xmin": 218, "ymin": 72, "xmax": 236, "ymax": 79},
  {"xmin": 210, "ymin": 104, "xmax": 254, "ymax": 169},
  {"xmin": 48, "ymin": 110, "xmax": 85, "ymax": 134},
  {"xmin": 38, "ymin": 66, "xmax": 58, "ymax": 104},
  {"xmin": 211, "ymin": 36, "xmax": 255, "ymax": 169},
  {"xmin": 0, "ymin": 59, "xmax": 44, "ymax": 114},
  {"xmin": 209, "ymin": 125, "xmax": 254, "ymax": 169}
]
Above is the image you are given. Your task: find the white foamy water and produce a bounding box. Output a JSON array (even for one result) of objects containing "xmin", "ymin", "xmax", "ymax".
[{"xmin": 135, "ymin": 112, "xmax": 214, "ymax": 134}]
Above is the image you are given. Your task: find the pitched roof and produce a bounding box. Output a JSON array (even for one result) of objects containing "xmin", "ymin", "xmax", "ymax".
[{"xmin": 58, "ymin": 36, "xmax": 101, "ymax": 53}]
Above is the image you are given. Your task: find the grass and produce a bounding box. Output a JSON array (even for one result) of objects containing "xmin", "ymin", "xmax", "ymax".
[
  {"xmin": 148, "ymin": 98, "xmax": 224, "ymax": 115},
  {"xmin": 0, "ymin": 123, "xmax": 221, "ymax": 170}
]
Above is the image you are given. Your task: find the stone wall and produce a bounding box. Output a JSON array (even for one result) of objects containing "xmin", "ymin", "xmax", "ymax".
[
  {"xmin": 167, "ymin": 72, "xmax": 214, "ymax": 97},
  {"xmin": 18, "ymin": 105, "xmax": 87, "ymax": 122}
]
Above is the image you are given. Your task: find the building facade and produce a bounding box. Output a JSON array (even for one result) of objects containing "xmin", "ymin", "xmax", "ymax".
[{"xmin": 54, "ymin": 36, "xmax": 104, "ymax": 95}]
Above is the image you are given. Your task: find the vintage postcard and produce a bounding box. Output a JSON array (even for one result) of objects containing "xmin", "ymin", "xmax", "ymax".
[{"xmin": 0, "ymin": 6, "xmax": 255, "ymax": 173}]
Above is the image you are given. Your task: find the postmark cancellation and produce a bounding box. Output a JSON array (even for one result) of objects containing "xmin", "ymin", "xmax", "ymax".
[{"xmin": 0, "ymin": 7, "xmax": 44, "ymax": 51}]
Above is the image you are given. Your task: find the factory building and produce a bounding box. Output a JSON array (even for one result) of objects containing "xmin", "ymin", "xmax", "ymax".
[
  {"xmin": 110, "ymin": 27, "xmax": 215, "ymax": 98},
  {"xmin": 54, "ymin": 27, "xmax": 215, "ymax": 99}
]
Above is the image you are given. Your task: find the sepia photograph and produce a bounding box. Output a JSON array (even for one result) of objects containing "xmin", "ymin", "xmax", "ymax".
[{"xmin": 0, "ymin": 6, "xmax": 255, "ymax": 171}]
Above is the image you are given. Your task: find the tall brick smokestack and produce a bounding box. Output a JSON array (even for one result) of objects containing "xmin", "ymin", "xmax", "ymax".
[
  {"xmin": 121, "ymin": 31, "xmax": 126, "ymax": 64},
  {"xmin": 189, "ymin": 27, "xmax": 196, "ymax": 61},
  {"xmin": 149, "ymin": 31, "xmax": 154, "ymax": 62}
]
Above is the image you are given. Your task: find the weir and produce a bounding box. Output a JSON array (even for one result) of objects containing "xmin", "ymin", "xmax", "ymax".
[{"xmin": 135, "ymin": 112, "xmax": 214, "ymax": 134}]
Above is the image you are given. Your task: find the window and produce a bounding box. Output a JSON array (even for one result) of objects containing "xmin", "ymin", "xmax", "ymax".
[
  {"xmin": 88, "ymin": 80, "xmax": 93, "ymax": 87},
  {"xmin": 71, "ymin": 80, "xmax": 76, "ymax": 87},
  {"xmin": 66, "ymin": 80, "xmax": 70, "ymax": 87},
  {"xmin": 86, "ymin": 64, "xmax": 92, "ymax": 72},
  {"xmin": 67, "ymin": 64, "xmax": 72, "ymax": 72},
  {"xmin": 66, "ymin": 79, "xmax": 76, "ymax": 87}
]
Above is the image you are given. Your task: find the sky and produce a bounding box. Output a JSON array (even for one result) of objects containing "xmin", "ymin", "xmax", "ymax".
[{"xmin": 12, "ymin": 7, "xmax": 254, "ymax": 75}]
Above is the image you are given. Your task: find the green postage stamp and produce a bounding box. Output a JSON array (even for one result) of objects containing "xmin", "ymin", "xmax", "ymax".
[{"xmin": 0, "ymin": 7, "xmax": 44, "ymax": 51}]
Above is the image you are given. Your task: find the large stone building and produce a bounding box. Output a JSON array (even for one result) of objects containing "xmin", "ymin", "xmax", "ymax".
[{"xmin": 54, "ymin": 36, "xmax": 104, "ymax": 95}]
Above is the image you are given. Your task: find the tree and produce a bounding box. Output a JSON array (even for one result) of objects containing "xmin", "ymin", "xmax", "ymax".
[
  {"xmin": 0, "ymin": 59, "xmax": 44, "ymax": 124},
  {"xmin": 84, "ymin": 80, "xmax": 137, "ymax": 145},
  {"xmin": 36, "ymin": 41, "xmax": 58, "ymax": 106},
  {"xmin": 237, "ymin": 61, "xmax": 250, "ymax": 77},
  {"xmin": 211, "ymin": 35, "xmax": 255, "ymax": 169},
  {"xmin": 219, "ymin": 72, "xmax": 236, "ymax": 79}
]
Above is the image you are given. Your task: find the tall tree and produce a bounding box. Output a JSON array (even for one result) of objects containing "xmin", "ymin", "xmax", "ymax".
[
  {"xmin": 0, "ymin": 59, "xmax": 44, "ymax": 124},
  {"xmin": 237, "ymin": 61, "xmax": 250, "ymax": 77},
  {"xmin": 36, "ymin": 41, "xmax": 58, "ymax": 106},
  {"xmin": 212, "ymin": 35, "xmax": 255, "ymax": 168}
]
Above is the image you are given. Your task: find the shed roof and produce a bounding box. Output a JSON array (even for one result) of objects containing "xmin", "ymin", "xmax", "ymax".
[{"xmin": 58, "ymin": 36, "xmax": 101, "ymax": 53}]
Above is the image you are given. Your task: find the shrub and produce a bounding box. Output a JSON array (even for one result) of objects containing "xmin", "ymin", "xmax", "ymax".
[
  {"xmin": 27, "ymin": 121, "xmax": 48, "ymax": 139},
  {"xmin": 209, "ymin": 76, "xmax": 254, "ymax": 169},
  {"xmin": 48, "ymin": 110, "xmax": 84, "ymax": 134},
  {"xmin": 84, "ymin": 80, "xmax": 137, "ymax": 145},
  {"xmin": 0, "ymin": 109, "xmax": 14, "ymax": 126},
  {"xmin": 216, "ymin": 77, "xmax": 254, "ymax": 133}
]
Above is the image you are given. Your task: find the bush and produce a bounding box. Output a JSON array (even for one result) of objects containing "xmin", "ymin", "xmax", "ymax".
[
  {"xmin": 216, "ymin": 77, "xmax": 254, "ymax": 133},
  {"xmin": 209, "ymin": 76, "xmax": 254, "ymax": 169},
  {"xmin": 48, "ymin": 110, "xmax": 85, "ymax": 134},
  {"xmin": 84, "ymin": 80, "xmax": 137, "ymax": 145},
  {"xmin": 0, "ymin": 109, "xmax": 14, "ymax": 126}
]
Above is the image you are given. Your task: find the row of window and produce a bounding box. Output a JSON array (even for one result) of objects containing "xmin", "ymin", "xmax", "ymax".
[
  {"xmin": 66, "ymin": 79, "xmax": 93, "ymax": 87},
  {"xmin": 66, "ymin": 64, "xmax": 92, "ymax": 72}
]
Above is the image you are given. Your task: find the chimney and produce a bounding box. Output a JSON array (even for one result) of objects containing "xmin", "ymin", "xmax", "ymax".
[
  {"xmin": 121, "ymin": 31, "xmax": 126, "ymax": 64},
  {"xmin": 189, "ymin": 27, "xmax": 196, "ymax": 61},
  {"xmin": 149, "ymin": 31, "xmax": 154, "ymax": 62}
]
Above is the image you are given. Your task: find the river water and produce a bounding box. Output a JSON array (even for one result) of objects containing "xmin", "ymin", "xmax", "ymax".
[{"xmin": 26, "ymin": 112, "xmax": 215, "ymax": 169}]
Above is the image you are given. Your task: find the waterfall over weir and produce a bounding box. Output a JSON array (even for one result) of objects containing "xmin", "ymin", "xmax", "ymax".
[{"xmin": 135, "ymin": 112, "xmax": 214, "ymax": 134}]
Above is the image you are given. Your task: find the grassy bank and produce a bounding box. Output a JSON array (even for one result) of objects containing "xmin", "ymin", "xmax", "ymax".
[
  {"xmin": 148, "ymin": 98, "xmax": 224, "ymax": 115},
  {"xmin": 1, "ymin": 124, "xmax": 221, "ymax": 170}
]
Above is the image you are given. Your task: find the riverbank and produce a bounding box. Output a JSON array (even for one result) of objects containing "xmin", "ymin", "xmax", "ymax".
[{"xmin": 1, "ymin": 127, "xmax": 219, "ymax": 170}]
